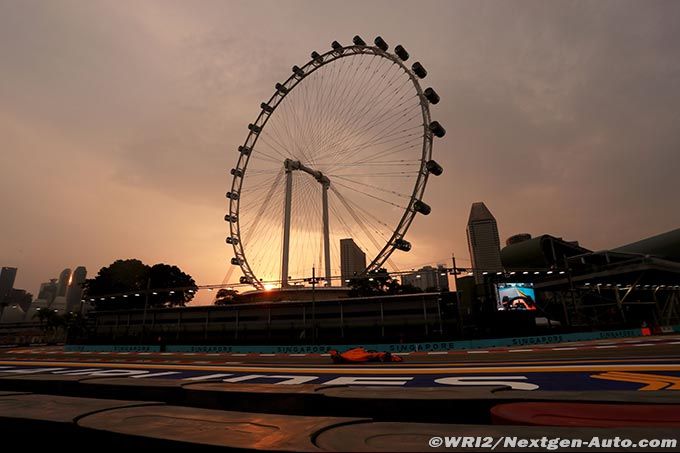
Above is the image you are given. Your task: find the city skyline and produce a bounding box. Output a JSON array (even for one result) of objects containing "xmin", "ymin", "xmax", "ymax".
[{"xmin": 2, "ymin": 1, "xmax": 680, "ymax": 305}]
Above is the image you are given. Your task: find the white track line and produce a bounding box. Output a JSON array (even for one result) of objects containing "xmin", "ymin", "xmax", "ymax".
[
  {"xmin": 428, "ymin": 351, "xmax": 449, "ymax": 355},
  {"xmin": 553, "ymin": 347, "xmax": 578, "ymax": 351},
  {"xmin": 468, "ymin": 350, "xmax": 489, "ymax": 354},
  {"xmin": 508, "ymin": 349, "xmax": 533, "ymax": 352}
]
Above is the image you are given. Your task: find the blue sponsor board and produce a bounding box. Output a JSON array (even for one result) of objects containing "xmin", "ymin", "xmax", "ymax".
[
  {"xmin": 64, "ymin": 344, "xmax": 161, "ymax": 353},
  {"xmin": 165, "ymin": 328, "xmax": 645, "ymax": 354},
  {"xmin": 65, "ymin": 327, "xmax": 652, "ymax": 354}
]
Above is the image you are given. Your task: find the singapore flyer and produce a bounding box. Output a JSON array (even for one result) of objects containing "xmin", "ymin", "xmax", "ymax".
[{"xmin": 225, "ymin": 35, "xmax": 445, "ymax": 290}]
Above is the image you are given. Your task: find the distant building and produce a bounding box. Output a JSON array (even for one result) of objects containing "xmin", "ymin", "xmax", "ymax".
[
  {"xmin": 0, "ymin": 267, "xmax": 18, "ymax": 306},
  {"xmin": 66, "ymin": 266, "xmax": 87, "ymax": 312},
  {"xmin": 466, "ymin": 202, "xmax": 503, "ymax": 284},
  {"xmin": 501, "ymin": 234, "xmax": 591, "ymax": 270},
  {"xmin": 56, "ymin": 268, "xmax": 71, "ymax": 298},
  {"xmin": 340, "ymin": 238, "xmax": 366, "ymax": 285},
  {"xmin": 506, "ymin": 233, "xmax": 532, "ymax": 246},
  {"xmin": 401, "ymin": 265, "xmax": 449, "ymax": 291},
  {"xmin": 38, "ymin": 279, "xmax": 58, "ymax": 306},
  {"xmin": 5, "ymin": 289, "xmax": 33, "ymax": 312}
]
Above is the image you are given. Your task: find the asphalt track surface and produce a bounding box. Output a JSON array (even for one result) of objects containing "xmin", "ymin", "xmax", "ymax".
[{"xmin": 2, "ymin": 334, "xmax": 680, "ymax": 391}]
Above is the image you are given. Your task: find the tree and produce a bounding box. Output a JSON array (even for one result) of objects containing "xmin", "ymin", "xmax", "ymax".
[
  {"xmin": 148, "ymin": 263, "xmax": 197, "ymax": 307},
  {"xmin": 348, "ymin": 268, "xmax": 393, "ymax": 297},
  {"xmin": 33, "ymin": 308, "xmax": 61, "ymax": 335},
  {"xmin": 348, "ymin": 268, "xmax": 424, "ymax": 297},
  {"xmin": 214, "ymin": 288, "xmax": 240, "ymax": 305},
  {"xmin": 62, "ymin": 312, "xmax": 88, "ymax": 340},
  {"xmin": 84, "ymin": 259, "xmax": 197, "ymax": 310}
]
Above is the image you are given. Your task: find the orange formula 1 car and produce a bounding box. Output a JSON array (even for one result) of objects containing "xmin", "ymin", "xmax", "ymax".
[{"xmin": 329, "ymin": 347, "xmax": 403, "ymax": 363}]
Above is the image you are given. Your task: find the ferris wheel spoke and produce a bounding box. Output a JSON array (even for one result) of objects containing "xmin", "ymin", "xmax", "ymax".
[
  {"xmin": 328, "ymin": 128, "xmax": 422, "ymax": 168},
  {"xmin": 321, "ymin": 104, "xmax": 421, "ymax": 162},
  {"xmin": 332, "ymin": 71, "xmax": 412, "ymax": 140},
  {"xmin": 329, "ymin": 175, "xmax": 411, "ymax": 200},
  {"xmin": 330, "ymin": 187, "xmax": 389, "ymax": 256},
  {"xmin": 331, "ymin": 180, "xmax": 406, "ymax": 210},
  {"xmin": 313, "ymin": 66, "xmax": 408, "ymax": 161},
  {"xmin": 310, "ymin": 57, "xmax": 385, "ymax": 156}
]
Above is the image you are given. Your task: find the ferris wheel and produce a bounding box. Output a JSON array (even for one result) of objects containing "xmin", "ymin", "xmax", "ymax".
[{"xmin": 225, "ymin": 35, "xmax": 445, "ymax": 290}]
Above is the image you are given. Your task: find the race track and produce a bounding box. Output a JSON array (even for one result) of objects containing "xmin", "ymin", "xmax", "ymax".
[{"xmin": 2, "ymin": 334, "xmax": 680, "ymax": 391}]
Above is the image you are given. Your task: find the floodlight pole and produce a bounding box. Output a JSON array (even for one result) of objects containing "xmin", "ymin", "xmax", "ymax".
[{"xmin": 452, "ymin": 254, "xmax": 463, "ymax": 336}]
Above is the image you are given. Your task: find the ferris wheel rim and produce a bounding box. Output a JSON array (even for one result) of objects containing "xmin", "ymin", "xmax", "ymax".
[{"xmin": 227, "ymin": 42, "xmax": 435, "ymax": 290}]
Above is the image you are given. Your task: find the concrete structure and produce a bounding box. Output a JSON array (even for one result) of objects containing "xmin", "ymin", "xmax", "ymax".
[
  {"xmin": 0, "ymin": 304, "xmax": 25, "ymax": 323},
  {"xmin": 24, "ymin": 298, "xmax": 51, "ymax": 321},
  {"xmin": 66, "ymin": 266, "xmax": 87, "ymax": 312},
  {"xmin": 0, "ymin": 267, "xmax": 18, "ymax": 306},
  {"xmin": 56, "ymin": 268, "xmax": 71, "ymax": 298},
  {"xmin": 51, "ymin": 296, "xmax": 67, "ymax": 313},
  {"xmin": 3, "ymin": 288, "xmax": 32, "ymax": 312},
  {"xmin": 401, "ymin": 265, "xmax": 449, "ymax": 291},
  {"xmin": 340, "ymin": 238, "xmax": 366, "ymax": 285},
  {"xmin": 466, "ymin": 202, "xmax": 503, "ymax": 284},
  {"xmin": 38, "ymin": 279, "xmax": 58, "ymax": 306},
  {"xmin": 506, "ymin": 233, "xmax": 532, "ymax": 246},
  {"xmin": 501, "ymin": 235, "xmax": 591, "ymax": 270}
]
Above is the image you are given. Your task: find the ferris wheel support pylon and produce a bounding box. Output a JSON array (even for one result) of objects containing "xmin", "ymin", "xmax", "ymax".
[{"xmin": 280, "ymin": 159, "xmax": 332, "ymax": 287}]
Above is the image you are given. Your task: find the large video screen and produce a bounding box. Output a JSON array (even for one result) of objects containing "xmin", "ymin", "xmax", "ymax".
[{"xmin": 495, "ymin": 283, "xmax": 537, "ymax": 311}]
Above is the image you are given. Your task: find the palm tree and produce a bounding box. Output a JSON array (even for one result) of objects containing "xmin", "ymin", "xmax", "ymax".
[{"xmin": 33, "ymin": 308, "xmax": 61, "ymax": 337}]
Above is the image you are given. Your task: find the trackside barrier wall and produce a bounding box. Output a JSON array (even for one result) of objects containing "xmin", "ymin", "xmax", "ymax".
[{"xmin": 61, "ymin": 326, "xmax": 680, "ymax": 353}]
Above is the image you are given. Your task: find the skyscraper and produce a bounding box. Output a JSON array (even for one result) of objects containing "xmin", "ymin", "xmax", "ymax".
[
  {"xmin": 0, "ymin": 267, "xmax": 18, "ymax": 306},
  {"xmin": 466, "ymin": 202, "xmax": 503, "ymax": 284},
  {"xmin": 38, "ymin": 279, "xmax": 58, "ymax": 306},
  {"xmin": 56, "ymin": 268, "xmax": 71, "ymax": 297},
  {"xmin": 340, "ymin": 238, "xmax": 366, "ymax": 285},
  {"xmin": 66, "ymin": 266, "xmax": 87, "ymax": 312},
  {"xmin": 401, "ymin": 265, "xmax": 449, "ymax": 291}
]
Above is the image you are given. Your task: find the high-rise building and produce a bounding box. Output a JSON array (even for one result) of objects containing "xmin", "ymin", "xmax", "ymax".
[
  {"xmin": 466, "ymin": 202, "xmax": 503, "ymax": 284},
  {"xmin": 0, "ymin": 267, "xmax": 18, "ymax": 306},
  {"xmin": 340, "ymin": 238, "xmax": 366, "ymax": 285},
  {"xmin": 56, "ymin": 268, "xmax": 71, "ymax": 297},
  {"xmin": 401, "ymin": 265, "xmax": 449, "ymax": 291},
  {"xmin": 38, "ymin": 279, "xmax": 58, "ymax": 306},
  {"xmin": 66, "ymin": 266, "xmax": 87, "ymax": 312}
]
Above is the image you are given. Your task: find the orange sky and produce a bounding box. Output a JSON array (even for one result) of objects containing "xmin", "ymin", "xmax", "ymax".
[{"xmin": 2, "ymin": 0, "xmax": 680, "ymax": 306}]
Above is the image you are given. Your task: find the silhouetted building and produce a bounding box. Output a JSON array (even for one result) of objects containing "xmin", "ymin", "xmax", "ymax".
[
  {"xmin": 56, "ymin": 268, "xmax": 71, "ymax": 297},
  {"xmin": 38, "ymin": 279, "xmax": 58, "ymax": 306},
  {"xmin": 612, "ymin": 228, "xmax": 680, "ymax": 261},
  {"xmin": 466, "ymin": 202, "xmax": 503, "ymax": 284},
  {"xmin": 5, "ymin": 289, "xmax": 33, "ymax": 312},
  {"xmin": 402, "ymin": 265, "xmax": 449, "ymax": 291},
  {"xmin": 66, "ymin": 266, "xmax": 87, "ymax": 312},
  {"xmin": 501, "ymin": 235, "xmax": 591, "ymax": 270},
  {"xmin": 340, "ymin": 238, "xmax": 366, "ymax": 285},
  {"xmin": 506, "ymin": 233, "xmax": 532, "ymax": 246},
  {"xmin": 0, "ymin": 267, "xmax": 18, "ymax": 306}
]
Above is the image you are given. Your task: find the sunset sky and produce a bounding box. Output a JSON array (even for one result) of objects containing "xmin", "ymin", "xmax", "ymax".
[{"xmin": 2, "ymin": 0, "xmax": 679, "ymax": 305}]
